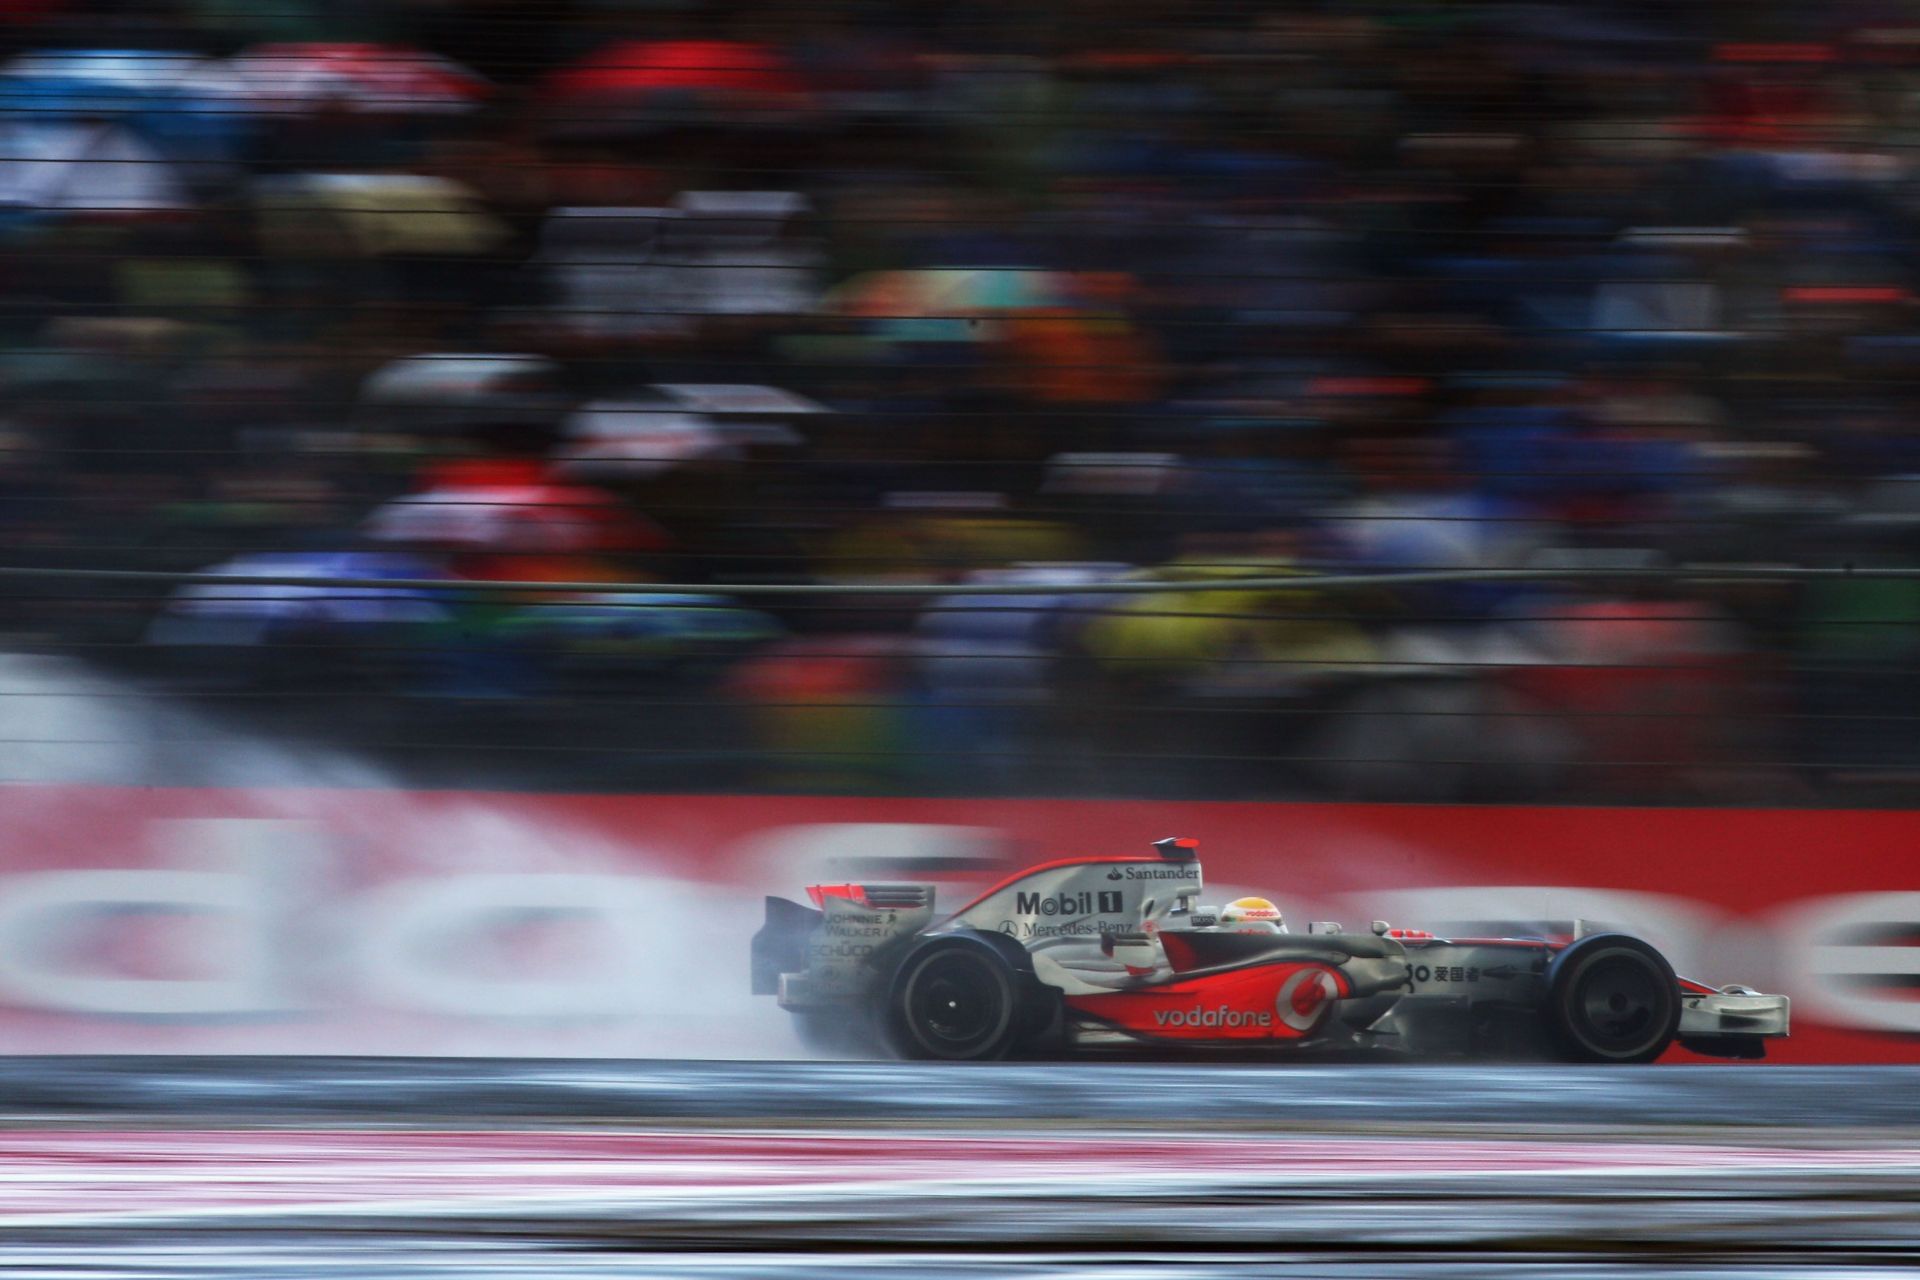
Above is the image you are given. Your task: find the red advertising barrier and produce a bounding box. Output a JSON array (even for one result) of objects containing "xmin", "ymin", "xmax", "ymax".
[{"xmin": 0, "ymin": 786, "xmax": 1911, "ymax": 1062}]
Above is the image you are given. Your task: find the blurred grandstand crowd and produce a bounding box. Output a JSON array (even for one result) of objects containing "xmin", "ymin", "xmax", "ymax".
[{"xmin": 3, "ymin": 0, "xmax": 1920, "ymax": 799}]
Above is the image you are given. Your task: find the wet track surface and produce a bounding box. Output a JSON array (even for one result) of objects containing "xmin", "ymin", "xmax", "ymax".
[
  {"xmin": 6, "ymin": 1055, "xmax": 1920, "ymax": 1126},
  {"xmin": 0, "ymin": 1059, "xmax": 1916, "ymax": 1278},
  {"xmin": 13, "ymin": 1249, "xmax": 1920, "ymax": 1280}
]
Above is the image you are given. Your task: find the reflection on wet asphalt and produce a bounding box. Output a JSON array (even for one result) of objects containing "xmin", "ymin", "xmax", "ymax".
[
  {"xmin": 0, "ymin": 1059, "xmax": 1914, "ymax": 1278},
  {"xmin": 3, "ymin": 1057, "xmax": 1918, "ymax": 1125},
  {"xmin": 7, "ymin": 1248, "xmax": 1920, "ymax": 1280}
]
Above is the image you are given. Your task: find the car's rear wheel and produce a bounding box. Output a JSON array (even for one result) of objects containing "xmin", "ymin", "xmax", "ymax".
[
  {"xmin": 886, "ymin": 938, "xmax": 1025, "ymax": 1061},
  {"xmin": 1546, "ymin": 934, "xmax": 1680, "ymax": 1064}
]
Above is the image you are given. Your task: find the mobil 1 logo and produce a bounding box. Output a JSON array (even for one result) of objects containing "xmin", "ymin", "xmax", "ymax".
[{"xmin": 1016, "ymin": 890, "xmax": 1124, "ymax": 917}]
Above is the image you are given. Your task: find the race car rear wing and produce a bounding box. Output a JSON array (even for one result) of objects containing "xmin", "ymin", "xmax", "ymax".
[
  {"xmin": 806, "ymin": 883, "xmax": 933, "ymax": 910},
  {"xmin": 751, "ymin": 895, "xmax": 820, "ymax": 996},
  {"xmin": 751, "ymin": 883, "xmax": 937, "ymax": 1002}
]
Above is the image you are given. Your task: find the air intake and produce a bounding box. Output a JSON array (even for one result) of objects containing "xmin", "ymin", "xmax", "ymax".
[{"xmin": 859, "ymin": 884, "xmax": 932, "ymax": 910}]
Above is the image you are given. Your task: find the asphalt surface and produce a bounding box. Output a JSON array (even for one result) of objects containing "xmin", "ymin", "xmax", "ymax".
[
  {"xmin": 3, "ymin": 1056, "xmax": 1918, "ymax": 1126},
  {"xmin": 0, "ymin": 1058, "xmax": 1915, "ymax": 1279}
]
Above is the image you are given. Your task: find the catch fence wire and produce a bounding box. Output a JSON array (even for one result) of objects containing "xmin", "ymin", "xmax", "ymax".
[
  {"xmin": 0, "ymin": 560, "xmax": 1913, "ymax": 800},
  {"xmin": 7, "ymin": 561, "xmax": 1920, "ymax": 597}
]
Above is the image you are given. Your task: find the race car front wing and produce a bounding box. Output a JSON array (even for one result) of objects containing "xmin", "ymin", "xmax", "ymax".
[
  {"xmin": 1677, "ymin": 986, "xmax": 1789, "ymax": 1058},
  {"xmin": 1680, "ymin": 987, "xmax": 1790, "ymax": 1037}
]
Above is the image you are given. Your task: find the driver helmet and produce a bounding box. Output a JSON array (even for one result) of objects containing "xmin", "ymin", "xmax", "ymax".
[{"xmin": 1220, "ymin": 896, "xmax": 1285, "ymax": 933}]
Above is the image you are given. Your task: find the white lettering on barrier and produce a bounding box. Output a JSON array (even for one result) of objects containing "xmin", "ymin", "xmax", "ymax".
[
  {"xmin": 0, "ymin": 819, "xmax": 312, "ymax": 1016},
  {"xmin": 352, "ymin": 874, "xmax": 655, "ymax": 1018},
  {"xmin": 0, "ymin": 869, "xmax": 275, "ymax": 1015},
  {"xmin": 0, "ymin": 816, "xmax": 1915, "ymax": 1043},
  {"xmin": 1772, "ymin": 892, "xmax": 1920, "ymax": 1035}
]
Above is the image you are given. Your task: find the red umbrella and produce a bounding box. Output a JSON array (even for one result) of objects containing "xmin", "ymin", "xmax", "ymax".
[
  {"xmin": 364, "ymin": 461, "xmax": 664, "ymax": 556},
  {"xmin": 229, "ymin": 43, "xmax": 490, "ymax": 116},
  {"xmin": 543, "ymin": 39, "xmax": 813, "ymax": 131}
]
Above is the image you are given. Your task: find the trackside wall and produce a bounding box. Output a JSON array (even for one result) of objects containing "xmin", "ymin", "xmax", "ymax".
[{"xmin": 0, "ymin": 786, "xmax": 1909, "ymax": 1062}]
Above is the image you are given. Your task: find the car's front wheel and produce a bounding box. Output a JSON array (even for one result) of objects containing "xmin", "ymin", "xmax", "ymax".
[
  {"xmin": 1546, "ymin": 934, "xmax": 1681, "ymax": 1064},
  {"xmin": 885, "ymin": 937, "xmax": 1027, "ymax": 1061}
]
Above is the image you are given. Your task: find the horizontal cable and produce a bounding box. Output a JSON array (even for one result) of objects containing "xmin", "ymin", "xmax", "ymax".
[
  {"xmin": 0, "ymin": 297, "xmax": 1853, "ymax": 331},
  {"xmin": 0, "ymin": 739, "xmax": 1849, "ymax": 772},
  {"xmin": 0, "ymin": 687, "xmax": 1895, "ymax": 723},
  {"xmin": 34, "ymin": 590, "xmax": 1915, "ymax": 622},
  {"xmin": 0, "ymin": 444, "xmax": 1871, "ymax": 481},
  {"xmin": 0, "ymin": 547, "xmax": 1771, "ymax": 574},
  {"xmin": 0, "ymin": 248, "xmax": 1809, "ymax": 283},
  {"xmin": 76, "ymin": 609, "xmax": 1920, "ymax": 626},
  {"xmin": 27, "ymin": 636, "xmax": 1918, "ymax": 674},
  {"xmin": 0, "ymin": 402, "xmax": 1840, "ymax": 423},
  {"xmin": 0, "ymin": 207, "xmax": 1765, "ymax": 238},
  {"xmin": 0, "ymin": 496, "xmax": 1769, "ymax": 523},
  {"xmin": 0, "ymin": 545, "xmax": 1801, "ymax": 566},
  {"xmin": 0, "ymin": 100, "xmax": 1873, "ymax": 134},
  {"xmin": 0, "ymin": 203, "xmax": 1888, "ymax": 234},
  {"xmin": 8, "ymin": 349, "xmax": 1918, "ymax": 380},
  {"xmin": 2, "ymin": 561, "xmax": 1917, "ymax": 596},
  {"xmin": 16, "ymin": 584, "xmax": 1918, "ymax": 622}
]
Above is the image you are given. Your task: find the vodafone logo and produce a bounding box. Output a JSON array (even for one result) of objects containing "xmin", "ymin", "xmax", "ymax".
[
  {"xmin": 1275, "ymin": 968, "xmax": 1340, "ymax": 1032},
  {"xmin": 1153, "ymin": 1005, "xmax": 1272, "ymax": 1029}
]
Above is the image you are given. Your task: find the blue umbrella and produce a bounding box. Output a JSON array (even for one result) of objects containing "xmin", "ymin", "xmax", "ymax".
[
  {"xmin": 0, "ymin": 50, "xmax": 247, "ymax": 163},
  {"xmin": 147, "ymin": 551, "xmax": 451, "ymax": 647}
]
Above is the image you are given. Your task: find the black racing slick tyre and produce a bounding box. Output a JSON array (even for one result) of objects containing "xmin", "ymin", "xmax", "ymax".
[
  {"xmin": 1546, "ymin": 934, "xmax": 1681, "ymax": 1064},
  {"xmin": 885, "ymin": 936, "xmax": 1027, "ymax": 1061}
]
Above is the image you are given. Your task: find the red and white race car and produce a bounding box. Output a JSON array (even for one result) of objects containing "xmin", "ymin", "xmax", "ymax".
[{"xmin": 751, "ymin": 839, "xmax": 1790, "ymax": 1062}]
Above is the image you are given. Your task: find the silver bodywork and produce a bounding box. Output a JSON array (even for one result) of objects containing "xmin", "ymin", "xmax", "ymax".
[
  {"xmin": 755, "ymin": 849, "xmax": 1791, "ymax": 1060},
  {"xmin": 944, "ymin": 856, "xmax": 1204, "ymax": 999}
]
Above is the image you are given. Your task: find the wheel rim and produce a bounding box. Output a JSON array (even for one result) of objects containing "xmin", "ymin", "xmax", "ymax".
[
  {"xmin": 904, "ymin": 951, "xmax": 1008, "ymax": 1056},
  {"xmin": 1572, "ymin": 954, "xmax": 1669, "ymax": 1053}
]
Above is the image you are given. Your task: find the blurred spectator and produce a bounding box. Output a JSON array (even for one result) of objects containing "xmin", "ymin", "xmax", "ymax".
[{"xmin": 1, "ymin": 0, "xmax": 1918, "ymax": 800}]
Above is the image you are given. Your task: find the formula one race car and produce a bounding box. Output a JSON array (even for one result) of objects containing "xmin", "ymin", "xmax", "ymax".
[{"xmin": 751, "ymin": 839, "xmax": 1790, "ymax": 1062}]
